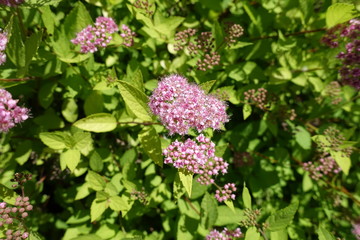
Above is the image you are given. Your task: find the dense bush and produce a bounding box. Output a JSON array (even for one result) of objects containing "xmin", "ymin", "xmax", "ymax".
[{"xmin": 0, "ymin": 0, "xmax": 359, "ymax": 239}]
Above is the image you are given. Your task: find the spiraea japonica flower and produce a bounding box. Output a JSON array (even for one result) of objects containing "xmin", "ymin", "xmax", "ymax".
[
  {"xmin": 206, "ymin": 227, "xmax": 242, "ymax": 240},
  {"xmin": 71, "ymin": 16, "xmax": 119, "ymax": 53},
  {"xmin": 149, "ymin": 74, "xmax": 229, "ymax": 135},
  {"xmin": 0, "ymin": 0, "xmax": 24, "ymax": 6},
  {"xmin": 352, "ymin": 222, "xmax": 360, "ymax": 240},
  {"xmin": 0, "ymin": 31, "xmax": 8, "ymax": 65},
  {"xmin": 322, "ymin": 19, "xmax": 360, "ymax": 89},
  {"xmin": 0, "ymin": 89, "xmax": 30, "ymax": 132},
  {"xmin": 120, "ymin": 24, "xmax": 136, "ymax": 47},
  {"xmin": 163, "ymin": 134, "xmax": 229, "ymax": 186}
]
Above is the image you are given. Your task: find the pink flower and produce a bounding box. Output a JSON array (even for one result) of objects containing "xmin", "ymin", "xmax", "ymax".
[
  {"xmin": 0, "ymin": 89, "xmax": 30, "ymax": 132},
  {"xmin": 0, "ymin": 31, "xmax": 8, "ymax": 65},
  {"xmin": 120, "ymin": 24, "xmax": 136, "ymax": 47},
  {"xmin": 163, "ymin": 134, "xmax": 228, "ymax": 186},
  {"xmin": 206, "ymin": 227, "xmax": 242, "ymax": 240},
  {"xmin": 71, "ymin": 17, "xmax": 119, "ymax": 53},
  {"xmin": 149, "ymin": 74, "xmax": 229, "ymax": 135}
]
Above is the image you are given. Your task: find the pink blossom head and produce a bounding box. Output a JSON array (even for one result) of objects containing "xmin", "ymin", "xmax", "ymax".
[
  {"xmin": 0, "ymin": 0, "xmax": 24, "ymax": 6},
  {"xmin": 0, "ymin": 89, "xmax": 30, "ymax": 132},
  {"xmin": 149, "ymin": 74, "xmax": 229, "ymax": 135},
  {"xmin": 71, "ymin": 16, "xmax": 119, "ymax": 53},
  {"xmin": 0, "ymin": 31, "xmax": 8, "ymax": 65}
]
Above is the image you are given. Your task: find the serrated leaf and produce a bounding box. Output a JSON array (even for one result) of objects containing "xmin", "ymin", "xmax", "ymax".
[
  {"xmin": 329, "ymin": 150, "xmax": 350, "ymax": 175},
  {"xmin": 0, "ymin": 184, "xmax": 17, "ymax": 204},
  {"xmin": 73, "ymin": 131, "xmax": 93, "ymax": 156},
  {"xmin": 117, "ymin": 80, "xmax": 152, "ymax": 121},
  {"xmin": 230, "ymin": 41, "xmax": 253, "ymax": 49},
  {"xmin": 129, "ymin": 68, "xmax": 144, "ymax": 92},
  {"xmin": 245, "ymin": 227, "xmax": 260, "ymax": 240},
  {"xmin": 318, "ymin": 225, "xmax": 336, "ymax": 240},
  {"xmin": 139, "ymin": 126, "xmax": 163, "ymax": 167},
  {"xmin": 243, "ymin": 104, "xmax": 252, "ymax": 120},
  {"xmin": 62, "ymin": 98, "xmax": 79, "ymax": 123},
  {"xmin": 268, "ymin": 201, "xmax": 299, "ymax": 232},
  {"xmin": 90, "ymin": 198, "xmax": 107, "ymax": 222},
  {"xmin": 109, "ymin": 195, "xmax": 132, "ymax": 212},
  {"xmin": 85, "ymin": 171, "xmax": 106, "ymax": 191},
  {"xmin": 199, "ymin": 80, "xmax": 216, "ymax": 94},
  {"xmin": 173, "ymin": 173, "xmax": 185, "ymax": 199},
  {"xmin": 224, "ymin": 199, "xmax": 235, "ymax": 212},
  {"xmin": 242, "ymin": 183, "xmax": 252, "ymax": 209},
  {"xmin": 270, "ymin": 229, "xmax": 288, "ymax": 240},
  {"xmin": 200, "ymin": 192, "xmax": 218, "ymax": 229},
  {"xmin": 61, "ymin": 148, "xmax": 81, "ymax": 171},
  {"xmin": 39, "ymin": 132, "xmax": 69, "ymax": 150},
  {"xmin": 64, "ymin": 1, "xmax": 93, "ymax": 40},
  {"xmin": 295, "ymin": 126, "xmax": 311, "ymax": 150},
  {"xmin": 75, "ymin": 183, "xmax": 92, "ymax": 200},
  {"xmin": 73, "ymin": 113, "xmax": 117, "ymax": 133},
  {"xmin": 326, "ymin": 3, "xmax": 360, "ymax": 28},
  {"xmin": 215, "ymin": 206, "xmax": 244, "ymax": 226},
  {"xmin": 178, "ymin": 170, "xmax": 193, "ymax": 198}
]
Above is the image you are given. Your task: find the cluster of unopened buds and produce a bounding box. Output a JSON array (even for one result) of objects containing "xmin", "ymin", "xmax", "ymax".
[
  {"xmin": 0, "ymin": 31, "xmax": 8, "ymax": 65},
  {"xmin": 320, "ymin": 127, "xmax": 353, "ymax": 157},
  {"xmin": 0, "ymin": 0, "xmax": 23, "ymax": 6},
  {"xmin": 0, "ymin": 89, "xmax": 30, "ymax": 132},
  {"xmin": 149, "ymin": 74, "xmax": 229, "ymax": 135},
  {"xmin": 174, "ymin": 23, "xmax": 243, "ymax": 71},
  {"xmin": 130, "ymin": 188, "xmax": 148, "ymax": 205},
  {"xmin": 321, "ymin": 19, "xmax": 360, "ymax": 89},
  {"xmin": 0, "ymin": 197, "xmax": 32, "ymax": 240},
  {"xmin": 240, "ymin": 208, "xmax": 269, "ymax": 233},
  {"xmin": 244, "ymin": 88, "xmax": 268, "ymax": 110},
  {"xmin": 324, "ymin": 81, "xmax": 342, "ymax": 105},
  {"xmin": 303, "ymin": 154, "xmax": 341, "ymax": 180},
  {"xmin": 206, "ymin": 227, "xmax": 242, "ymax": 240},
  {"xmin": 133, "ymin": 0, "xmax": 154, "ymax": 17}
]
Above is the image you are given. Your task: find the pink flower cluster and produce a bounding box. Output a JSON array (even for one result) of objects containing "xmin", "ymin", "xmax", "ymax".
[
  {"xmin": 0, "ymin": 31, "xmax": 8, "ymax": 65},
  {"xmin": 0, "ymin": 197, "xmax": 33, "ymax": 240},
  {"xmin": 163, "ymin": 134, "xmax": 229, "ymax": 185},
  {"xmin": 0, "ymin": 0, "xmax": 24, "ymax": 6},
  {"xmin": 206, "ymin": 227, "xmax": 242, "ymax": 240},
  {"xmin": 0, "ymin": 89, "xmax": 30, "ymax": 132},
  {"xmin": 352, "ymin": 223, "xmax": 360, "ymax": 240},
  {"xmin": 71, "ymin": 17, "xmax": 119, "ymax": 53},
  {"xmin": 322, "ymin": 19, "xmax": 360, "ymax": 89},
  {"xmin": 120, "ymin": 24, "xmax": 136, "ymax": 47},
  {"xmin": 149, "ymin": 74, "xmax": 229, "ymax": 135},
  {"xmin": 215, "ymin": 182, "xmax": 236, "ymax": 202},
  {"xmin": 303, "ymin": 155, "xmax": 341, "ymax": 180}
]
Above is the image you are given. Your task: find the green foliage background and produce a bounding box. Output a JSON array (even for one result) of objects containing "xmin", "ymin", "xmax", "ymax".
[{"xmin": 0, "ymin": 0, "xmax": 360, "ymax": 239}]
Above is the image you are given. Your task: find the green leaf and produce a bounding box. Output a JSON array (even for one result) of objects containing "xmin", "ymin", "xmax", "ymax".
[
  {"xmin": 318, "ymin": 225, "xmax": 336, "ymax": 240},
  {"xmin": 73, "ymin": 131, "xmax": 93, "ymax": 156},
  {"xmin": 38, "ymin": 81, "xmax": 57, "ymax": 108},
  {"xmin": 40, "ymin": 6, "xmax": 55, "ymax": 35},
  {"xmin": 85, "ymin": 171, "xmax": 106, "ymax": 191},
  {"xmin": 173, "ymin": 173, "xmax": 186, "ymax": 199},
  {"xmin": 295, "ymin": 126, "xmax": 312, "ymax": 150},
  {"xmin": 89, "ymin": 150, "xmax": 104, "ymax": 172},
  {"xmin": 90, "ymin": 198, "xmax": 107, "ymax": 222},
  {"xmin": 13, "ymin": 140, "xmax": 32, "ymax": 165},
  {"xmin": 229, "ymin": 41, "xmax": 253, "ymax": 49},
  {"xmin": 73, "ymin": 113, "xmax": 117, "ymax": 133},
  {"xmin": 0, "ymin": 184, "xmax": 17, "ymax": 204},
  {"xmin": 139, "ymin": 126, "xmax": 163, "ymax": 167},
  {"xmin": 215, "ymin": 206, "xmax": 244, "ymax": 225},
  {"xmin": 75, "ymin": 183, "xmax": 92, "ymax": 200},
  {"xmin": 329, "ymin": 150, "xmax": 350, "ymax": 175},
  {"xmin": 109, "ymin": 195, "xmax": 132, "ymax": 212},
  {"xmin": 128, "ymin": 68, "xmax": 144, "ymax": 92},
  {"xmin": 178, "ymin": 170, "xmax": 193, "ymax": 198},
  {"xmin": 224, "ymin": 200, "xmax": 235, "ymax": 212},
  {"xmin": 7, "ymin": 17, "xmax": 25, "ymax": 71},
  {"xmin": 117, "ymin": 80, "xmax": 152, "ymax": 121},
  {"xmin": 64, "ymin": 1, "xmax": 93, "ymax": 40},
  {"xmin": 62, "ymin": 98, "xmax": 79, "ymax": 123},
  {"xmin": 61, "ymin": 148, "xmax": 81, "ymax": 171},
  {"xmin": 200, "ymin": 192, "xmax": 218, "ymax": 229},
  {"xmin": 242, "ymin": 183, "xmax": 252, "ymax": 209},
  {"xmin": 245, "ymin": 227, "xmax": 260, "ymax": 240},
  {"xmin": 326, "ymin": 3, "xmax": 360, "ymax": 28},
  {"xmin": 270, "ymin": 229, "xmax": 288, "ymax": 240},
  {"xmin": 69, "ymin": 235, "xmax": 103, "ymax": 240},
  {"xmin": 243, "ymin": 104, "xmax": 252, "ymax": 120},
  {"xmin": 84, "ymin": 91, "xmax": 104, "ymax": 116},
  {"xmin": 199, "ymin": 80, "xmax": 216, "ymax": 94},
  {"xmin": 39, "ymin": 132, "xmax": 69, "ymax": 150},
  {"xmin": 268, "ymin": 201, "xmax": 299, "ymax": 232}
]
